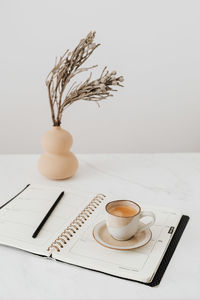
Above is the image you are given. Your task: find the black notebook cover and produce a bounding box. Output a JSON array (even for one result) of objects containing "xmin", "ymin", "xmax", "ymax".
[{"xmin": 145, "ymin": 214, "xmax": 189, "ymax": 287}]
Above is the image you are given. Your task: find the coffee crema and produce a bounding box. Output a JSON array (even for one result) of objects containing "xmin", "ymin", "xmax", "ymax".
[{"xmin": 109, "ymin": 205, "xmax": 137, "ymax": 217}]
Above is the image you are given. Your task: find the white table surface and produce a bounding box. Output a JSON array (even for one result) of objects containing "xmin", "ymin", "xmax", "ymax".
[{"xmin": 0, "ymin": 154, "xmax": 199, "ymax": 300}]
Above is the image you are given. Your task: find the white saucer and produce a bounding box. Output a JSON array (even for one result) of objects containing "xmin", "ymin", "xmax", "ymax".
[{"xmin": 93, "ymin": 221, "xmax": 152, "ymax": 250}]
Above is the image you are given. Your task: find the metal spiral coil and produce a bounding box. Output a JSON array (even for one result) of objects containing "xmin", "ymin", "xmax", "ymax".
[{"xmin": 47, "ymin": 193, "xmax": 106, "ymax": 253}]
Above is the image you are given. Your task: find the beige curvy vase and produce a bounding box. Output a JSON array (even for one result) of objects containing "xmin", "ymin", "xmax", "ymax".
[{"xmin": 38, "ymin": 126, "xmax": 78, "ymax": 180}]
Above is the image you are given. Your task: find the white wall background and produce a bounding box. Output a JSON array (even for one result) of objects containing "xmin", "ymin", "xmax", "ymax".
[{"xmin": 0, "ymin": 0, "xmax": 200, "ymax": 154}]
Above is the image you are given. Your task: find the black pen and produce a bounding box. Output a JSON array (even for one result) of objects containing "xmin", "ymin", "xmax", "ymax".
[{"xmin": 32, "ymin": 191, "xmax": 64, "ymax": 238}]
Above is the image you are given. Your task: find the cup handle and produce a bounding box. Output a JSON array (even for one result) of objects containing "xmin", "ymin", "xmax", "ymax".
[{"xmin": 137, "ymin": 211, "xmax": 156, "ymax": 233}]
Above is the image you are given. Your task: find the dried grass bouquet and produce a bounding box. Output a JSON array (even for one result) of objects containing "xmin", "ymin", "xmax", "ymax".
[{"xmin": 46, "ymin": 31, "xmax": 124, "ymax": 126}]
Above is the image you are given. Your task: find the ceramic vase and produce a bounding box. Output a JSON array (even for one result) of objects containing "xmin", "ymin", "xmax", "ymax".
[{"xmin": 38, "ymin": 126, "xmax": 78, "ymax": 180}]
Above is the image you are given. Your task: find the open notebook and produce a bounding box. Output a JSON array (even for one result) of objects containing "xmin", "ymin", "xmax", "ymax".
[{"xmin": 0, "ymin": 184, "xmax": 189, "ymax": 286}]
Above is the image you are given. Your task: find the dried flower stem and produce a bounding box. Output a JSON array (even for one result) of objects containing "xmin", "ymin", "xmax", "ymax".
[{"xmin": 46, "ymin": 31, "xmax": 124, "ymax": 126}]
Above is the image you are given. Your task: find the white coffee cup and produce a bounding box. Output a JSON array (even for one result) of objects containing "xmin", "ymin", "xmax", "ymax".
[{"xmin": 105, "ymin": 200, "xmax": 156, "ymax": 241}]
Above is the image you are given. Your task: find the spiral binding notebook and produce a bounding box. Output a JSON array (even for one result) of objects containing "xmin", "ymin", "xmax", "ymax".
[{"xmin": 0, "ymin": 184, "xmax": 189, "ymax": 287}]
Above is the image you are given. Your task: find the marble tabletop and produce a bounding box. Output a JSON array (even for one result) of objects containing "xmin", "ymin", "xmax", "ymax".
[{"xmin": 0, "ymin": 154, "xmax": 199, "ymax": 300}]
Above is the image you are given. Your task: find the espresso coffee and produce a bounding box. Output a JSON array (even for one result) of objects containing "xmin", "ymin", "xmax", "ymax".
[
  {"xmin": 106, "ymin": 200, "xmax": 156, "ymax": 240},
  {"xmin": 109, "ymin": 205, "xmax": 137, "ymax": 217}
]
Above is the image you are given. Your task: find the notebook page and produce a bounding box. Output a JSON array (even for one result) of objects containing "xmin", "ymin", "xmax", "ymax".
[
  {"xmin": 53, "ymin": 199, "xmax": 182, "ymax": 283},
  {"xmin": 0, "ymin": 184, "xmax": 98, "ymax": 256},
  {"xmin": 0, "ymin": 185, "xmax": 74, "ymax": 255}
]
